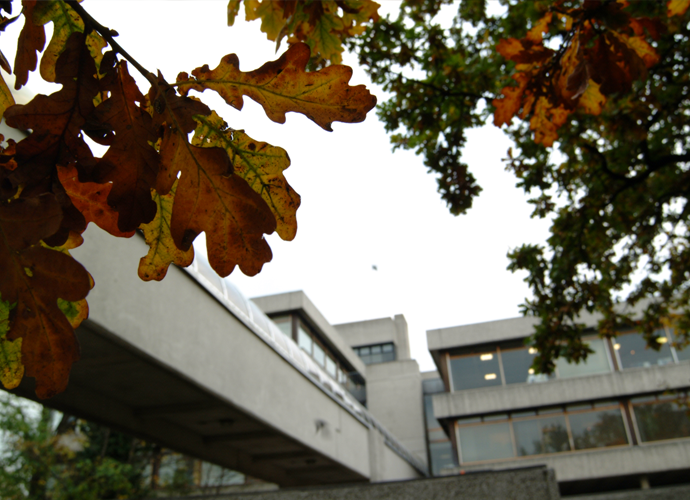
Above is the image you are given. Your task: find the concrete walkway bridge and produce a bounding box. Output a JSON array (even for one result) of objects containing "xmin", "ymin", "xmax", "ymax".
[{"xmin": 10, "ymin": 228, "xmax": 426, "ymax": 487}]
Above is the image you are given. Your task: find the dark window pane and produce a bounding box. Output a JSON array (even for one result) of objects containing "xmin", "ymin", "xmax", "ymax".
[
  {"xmin": 615, "ymin": 330, "xmax": 674, "ymax": 369},
  {"xmin": 313, "ymin": 343, "xmax": 325, "ymax": 367},
  {"xmin": 370, "ymin": 352, "xmax": 383, "ymax": 364},
  {"xmin": 382, "ymin": 343, "xmax": 393, "ymax": 353},
  {"xmin": 360, "ymin": 346, "xmax": 370, "ymax": 356},
  {"xmin": 671, "ymin": 330, "xmax": 690, "ymax": 361},
  {"xmin": 633, "ymin": 400, "xmax": 690, "ymax": 442},
  {"xmin": 325, "ymin": 356, "xmax": 337, "ymax": 377},
  {"xmin": 450, "ymin": 352, "xmax": 501, "ymax": 391},
  {"xmin": 371, "ymin": 345, "xmax": 382, "ymax": 354},
  {"xmin": 382, "ymin": 351, "xmax": 395, "ymax": 362},
  {"xmin": 676, "ymin": 346, "xmax": 690, "ymax": 361},
  {"xmin": 556, "ymin": 338, "xmax": 611, "ymax": 378},
  {"xmin": 502, "ymin": 347, "xmax": 537, "ymax": 385},
  {"xmin": 514, "ymin": 416, "xmax": 570, "ymax": 456},
  {"xmin": 458, "ymin": 422, "xmax": 514, "ymax": 462},
  {"xmin": 569, "ymin": 409, "xmax": 628, "ymax": 449},
  {"xmin": 273, "ymin": 317, "xmax": 292, "ymax": 337},
  {"xmin": 297, "ymin": 327, "xmax": 312, "ymax": 355},
  {"xmin": 430, "ymin": 441, "xmax": 456, "ymax": 476}
]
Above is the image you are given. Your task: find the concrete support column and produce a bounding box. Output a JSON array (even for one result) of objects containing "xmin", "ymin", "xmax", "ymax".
[{"xmin": 640, "ymin": 475, "xmax": 651, "ymax": 489}]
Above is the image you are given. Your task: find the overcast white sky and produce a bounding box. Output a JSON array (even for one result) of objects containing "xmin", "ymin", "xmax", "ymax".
[{"xmin": 5, "ymin": 1, "xmax": 551, "ymax": 371}]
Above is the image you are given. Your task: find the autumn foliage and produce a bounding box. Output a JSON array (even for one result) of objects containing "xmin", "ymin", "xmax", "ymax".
[
  {"xmin": 0, "ymin": 0, "xmax": 376, "ymax": 398},
  {"xmin": 492, "ymin": 0, "xmax": 664, "ymax": 147}
]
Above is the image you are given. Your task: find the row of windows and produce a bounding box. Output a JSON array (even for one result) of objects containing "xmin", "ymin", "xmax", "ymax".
[
  {"xmin": 352, "ymin": 343, "xmax": 396, "ymax": 365},
  {"xmin": 273, "ymin": 315, "xmax": 348, "ymax": 383},
  {"xmin": 449, "ymin": 329, "xmax": 689, "ymax": 392},
  {"xmin": 272, "ymin": 314, "xmax": 367, "ymax": 405},
  {"xmin": 455, "ymin": 394, "xmax": 690, "ymax": 464}
]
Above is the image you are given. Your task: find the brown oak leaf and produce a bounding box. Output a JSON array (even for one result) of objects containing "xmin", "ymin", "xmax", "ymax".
[
  {"xmin": 57, "ymin": 163, "xmax": 135, "ymax": 238},
  {"xmin": 92, "ymin": 60, "xmax": 160, "ymax": 232},
  {"xmin": 192, "ymin": 112, "xmax": 300, "ymax": 241},
  {"xmin": 176, "ymin": 42, "xmax": 377, "ymax": 131},
  {"xmin": 156, "ymin": 86, "xmax": 276, "ymax": 277},
  {"xmin": 13, "ymin": 0, "xmax": 46, "ymax": 90},
  {"xmin": 0, "ymin": 195, "xmax": 91, "ymax": 398}
]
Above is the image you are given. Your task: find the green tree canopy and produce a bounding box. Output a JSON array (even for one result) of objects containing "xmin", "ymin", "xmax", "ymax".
[{"xmin": 348, "ymin": 0, "xmax": 690, "ymax": 371}]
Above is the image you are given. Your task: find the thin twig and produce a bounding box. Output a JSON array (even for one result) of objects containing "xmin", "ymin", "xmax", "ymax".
[{"xmin": 66, "ymin": 1, "xmax": 158, "ymax": 89}]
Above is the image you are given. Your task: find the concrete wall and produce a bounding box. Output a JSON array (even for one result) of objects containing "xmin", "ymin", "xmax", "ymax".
[
  {"xmin": 152, "ymin": 466, "xmax": 560, "ymax": 500},
  {"xmin": 569, "ymin": 484, "xmax": 690, "ymax": 500},
  {"xmin": 454, "ymin": 440, "xmax": 690, "ymax": 484},
  {"xmin": 335, "ymin": 315, "xmax": 411, "ymax": 360},
  {"xmin": 367, "ymin": 427, "xmax": 422, "ymax": 483},
  {"xmin": 433, "ymin": 362, "xmax": 690, "ymax": 419},
  {"xmin": 252, "ymin": 292, "xmax": 366, "ymax": 376},
  {"xmin": 365, "ymin": 360, "xmax": 426, "ymax": 465}
]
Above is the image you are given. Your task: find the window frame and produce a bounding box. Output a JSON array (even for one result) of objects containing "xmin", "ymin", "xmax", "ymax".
[{"xmin": 453, "ymin": 401, "xmax": 631, "ymax": 465}]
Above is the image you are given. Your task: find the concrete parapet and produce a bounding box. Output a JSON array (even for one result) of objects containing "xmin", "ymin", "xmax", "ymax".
[
  {"xmin": 567, "ymin": 484, "xmax": 690, "ymax": 500},
  {"xmin": 150, "ymin": 466, "xmax": 560, "ymax": 500},
  {"xmin": 453, "ymin": 440, "xmax": 690, "ymax": 484},
  {"xmin": 433, "ymin": 362, "xmax": 690, "ymax": 419}
]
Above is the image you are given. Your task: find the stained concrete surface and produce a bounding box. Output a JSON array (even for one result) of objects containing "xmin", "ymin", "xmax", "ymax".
[
  {"xmin": 148, "ymin": 466, "xmax": 560, "ymax": 500},
  {"xmin": 567, "ymin": 484, "xmax": 690, "ymax": 500}
]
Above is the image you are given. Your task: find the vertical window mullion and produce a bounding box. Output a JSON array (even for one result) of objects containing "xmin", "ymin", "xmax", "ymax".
[
  {"xmin": 446, "ymin": 353, "xmax": 454, "ymax": 392},
  {"xmin": 508, "ymin": 416, "xmax": 518, "ymax": 458},
  {"xmin": 455, "ymin": 421, "xmax": 463, "ymax": 465},
  {"xmin": 564, "ymin": 411, "xmax": 575, "ymax": 451},
  {"xmin": 497, "ymin": 347, "xmax": 506, "ymax": 386},
  {"xmin": 666, "ymin": 325, "xmax": 680, "ymax": 363}
]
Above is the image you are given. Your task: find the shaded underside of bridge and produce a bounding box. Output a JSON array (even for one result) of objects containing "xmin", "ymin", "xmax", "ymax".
[
  {"xmin": 13, "ymin": 319, "xmax": 366, "ymax": 486},
  {"xmin": 8, "ymin": 228, "xmax": 428, "ymax": 487}
]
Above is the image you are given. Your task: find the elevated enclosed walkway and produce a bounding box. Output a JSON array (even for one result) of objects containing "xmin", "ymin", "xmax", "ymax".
[{"xmin": 10, "ymin": 228, "xmax": 426, "ymax": 486}]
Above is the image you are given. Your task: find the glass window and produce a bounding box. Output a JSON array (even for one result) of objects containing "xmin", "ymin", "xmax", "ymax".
[
  {"xmin": 424, "ymin": 395, "xmax": 447, "ymax": 440},
  {"xmin": 313, "ymin": 343, "xmax": 325, "ymax": 367},
  {"xmin": 615, "ymin": 330, "xmax": 674, "ymax": 369},
  {"xmin": 325, "ymin": 356, "xmax": 337, "ymax": 377},
  {"xmin": 633, "ymin": 397, "xmax": 690, "ymax": 442},
  {"xmin": 354, "ymin": 343, "xmax": 395, "ymax": 365},
  {"xmin": 569, "ymin": 408, "xmax": 628, "ymax": 450},
  {"xmin": 458, "ymin": 421, "xmax": 514, "ymax": 463},
  {"xmin": 272, "ymin": 316, "xmax": 292, "ymax": 337},
  {"xmin": 502, "ymin": 347, "xmax": 548, "ymax": 385},
  {"xmin": 429, "ymin": 441, "xmax": 456, "ymax": 476},
  {"xmin": 450, "ymin": 352, "xmax": 502, "ymax": 391},
  {"xmin": 514, "ymin": 415, "xmax": 570, "ymax": 456},
  {"xmin": 297, "ymin": 326, "xmax": 312, "ymax": 355},
  {"xmin": 556, "ymin": 337, "xmax": 611, "ymax": 378}
]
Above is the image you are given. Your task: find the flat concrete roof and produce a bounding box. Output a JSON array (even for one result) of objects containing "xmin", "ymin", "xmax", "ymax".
[
  {"xmin": 252, "ymin": 291, "xmax": 367, "ymax": 377},
  {"xmin": 426, "ymin": 301, "xmax": 651, "ymax": 353},
  {"xmin": 427, "ymin": 316, "xmax": 541, "ymax": 353}
]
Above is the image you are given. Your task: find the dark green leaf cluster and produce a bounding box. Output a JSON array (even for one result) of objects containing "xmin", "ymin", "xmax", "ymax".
[
  {"xmin": 0, "ymin": 394, "xmax": 151, "ymax": 499},
  {"xmin": 347, "ymin": 0, "xmax": 546, "ymax": 214},
  {"xmin": 350, "ymin": 0, "xmax": 690, "ymax": 371}
]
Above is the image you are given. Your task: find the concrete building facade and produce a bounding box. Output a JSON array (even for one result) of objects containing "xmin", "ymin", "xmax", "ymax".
[{"xmin": 426, "ymin": 315, "xmax": 690, "ymax": 497}]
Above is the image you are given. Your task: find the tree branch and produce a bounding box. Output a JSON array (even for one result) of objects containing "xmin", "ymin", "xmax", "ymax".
[
  {"xmin": 66, "ymin": 1, "xmax": 158, "ymax": 89},
  {"xmin": 402, "ymin": 76, "xmax": 486, "ymax": 100}
]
